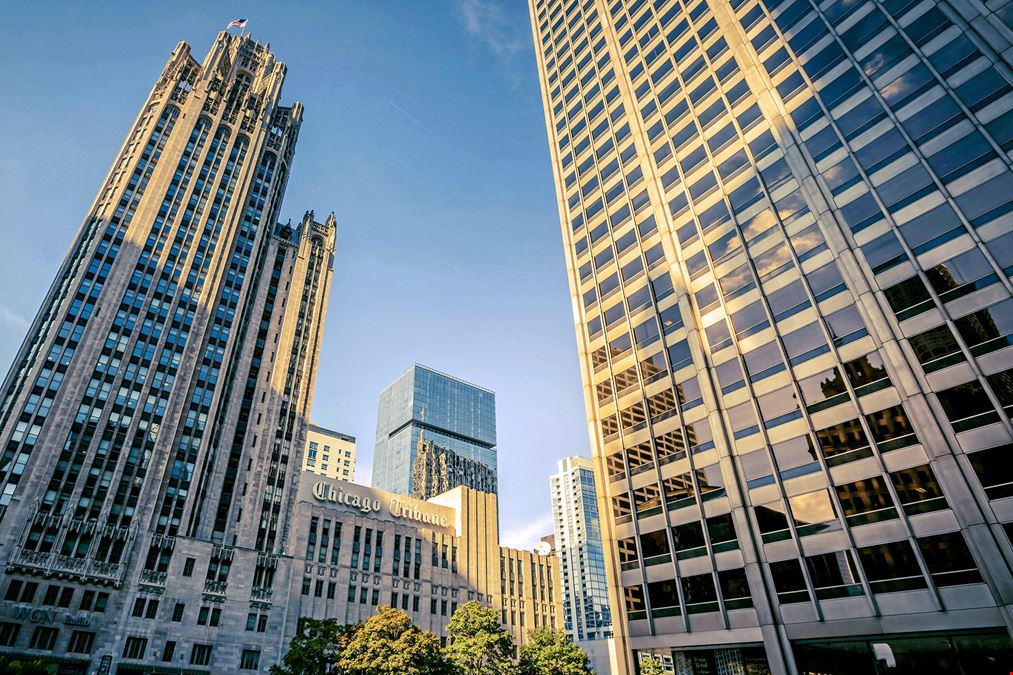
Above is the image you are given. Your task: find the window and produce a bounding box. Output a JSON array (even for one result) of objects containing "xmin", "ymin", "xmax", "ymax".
[
  {"xmin": 706, "ymin": 513, "xmax": 737, "ymax": 551},
  {"xmin": 680, "ymin": 573, "xmax": 718, "ymax": 613},
  {"xmin": 788, "ymin": 489, "xmax": 838, "ymax": 536},
  {"xmin": 755, "ymin": 501, "xmax": 792, "ymax": 542},
  {"xmin": 647, "ymin": 579, "xmax": 680, "ymax": 611},
  {"xmin": 719, "ymin": 568, "xmax": 752, "ymax": 608},
  {"xmin": 772, "ymin": 435, "xmax": 820, "ymax": 480},
  {"xmin": 805, "ymin": 551, "xmax": 862, "ymax": 599},
  {"xmin": 240, "ymin": 649, "xmax": 262, "ymax": 670},
  {"xmin": 123, "ymin": 636, "xmax": 148, "ymax": 659},
  {"xmin": 162, "ymin": 641, "xmax": 176, "ymax": 662},
  {"xmin": 857, "ymin": 540, "xmax": 926, "ymax": 593},
  {"xmin": 770, "ymin": 559, "xmax": 809, "ymax": 604},
  {"xmin": 741, "ymin": 450, "xmax": 774, "ymax": 488},
  {"xmin": 865, "ymin": 405, "xmax": 917, "ymax": 451},
  {"xmin": 191, "ymin": 643, "xmax": 213, "ymax": 666},
  {"xmin": 954, "ymin": 299, "xmax": 1013, "ymax": 356},
  {"xmin": 835, "ymin": 476, "xmax": 898, "ymax": 526},
  {"xmin": 916, "ymin": 532, "xmax": 982, "ymax": 586},
  {"xmin": 639, "ymin": 529, "xmax": 670, "ymax": 559},
  {"xmin": 890, "ymin": 464, "xmax": 947, "ymax": 514},
  {"xmin": 937, "ymin": 380, "xmax": 999, "ymax": 432},
  {"xmin": 624, "ymin": 585, "xmax": 645, "ymax": 614},
  {"xmin": 663, "ymin": 473, "xmax": 695, "ymax": 507},
  {"xmin": 909, "ymin": 325, "xmax": 963, "ymax": 372},
  {"xmin": 182, "ymin": 557, "xmax": 195, "ymax": 577},
  {"xmin": 967, "ymin": 444, "xmax": 1013, "ymax": 500},
  {"xmin": 67, "ymin": 630, "xmax": 95, "ymax": 654},
  {"xmin": 883, "ymin": 277, "xmax": 932, "ymax": 320},
  {"xmin": 671, "ymin": 521, "xmax": 706, "ymax": 558},
  {"xmin": 0, "ymin": 623, "xmax": 19, "ymax": 647},
  {"xmin": 27, "ymin": 626, "xmax": 57, "ymax": 651}
]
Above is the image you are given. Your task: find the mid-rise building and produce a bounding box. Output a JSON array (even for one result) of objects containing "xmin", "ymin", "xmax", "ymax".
[
  {"xmin": 290, "ymin": 477, "xmax": 562, "ymax": 652},
  {"xmin": 305, "ymin": 422, "xmax": 356, "ymax": 481},
  {"xmin": 0, "ymin": 32, "xmax": 335, "ymax": 673},
  {"xmin": 372, "ymin": 364, "xmax": 498, "ymax": 499},
  {"xmin": 551, "ymin": 456, "xmax": 615, "ymax": 674},
  {"xmin": 528, "ymin": 0, "xmax": 1013, "ymax": 672}
]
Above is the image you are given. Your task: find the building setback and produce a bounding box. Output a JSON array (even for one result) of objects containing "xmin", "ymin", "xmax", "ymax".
[
  {"xmin": 528, "ymin": 0, "xmax": 1013, "ymax": 672},
  {"xmin": 550, "ymin": 456, "xmax": 616, "ymax": 675},
  {"xmin": 304, "ymin": 423, "xmax": 357, "ymax": 481},
  {"xmin": 372, "ymin": 364, "xmax": 498, "ymax": 499},
  {"xmin": 0, "ymin": 33, "xmax": 335, "ymax": 673}
]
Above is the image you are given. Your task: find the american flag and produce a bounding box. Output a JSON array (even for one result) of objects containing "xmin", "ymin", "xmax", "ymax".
[{"xmin": 227, "ymin": 18, "xmax": 248, "ymax": 29}]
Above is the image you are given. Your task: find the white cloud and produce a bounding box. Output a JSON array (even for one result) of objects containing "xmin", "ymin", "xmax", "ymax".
[
  {"xmin": 501, "ymin": 512, "xmax": 553, "ymax": 551},
  {"xmin": 0, "ymin": 305, "xmax": 29, "ymax": 332},
  {"xmin": 455, "ymin": 0, "xmax": 526, "ymax": 58}
]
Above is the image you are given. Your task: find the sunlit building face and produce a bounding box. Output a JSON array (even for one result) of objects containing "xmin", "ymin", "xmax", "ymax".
[{"xmin": 528, "ymin": 0, "xmax": 1013, "ymax": 671}]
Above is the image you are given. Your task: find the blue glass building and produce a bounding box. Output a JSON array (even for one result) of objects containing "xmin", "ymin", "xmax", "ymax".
[{"xmin": 372, "ymin": 365, "xmax": 497, "ymax": 498}]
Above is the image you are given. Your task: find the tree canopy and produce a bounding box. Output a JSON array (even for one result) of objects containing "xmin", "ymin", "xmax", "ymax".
[
  {"xmin": 270, "ymin": 617, "xmax": 358, "ymax": 675},
  {"xmin": 337, "ymin": 605, "xmax": 449, "ymax": 675},
  {"xmin": 517, "ymin": 627, "xmax": 592, "ymax": 675},
  {"xmin": 444, "ymin": 600, "xmax": 515, "ymax": 674}
]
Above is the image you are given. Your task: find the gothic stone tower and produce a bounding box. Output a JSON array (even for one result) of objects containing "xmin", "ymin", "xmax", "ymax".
[{"xmin": 0, "ymin": 32, "xmax": 334, "ymax": 672}]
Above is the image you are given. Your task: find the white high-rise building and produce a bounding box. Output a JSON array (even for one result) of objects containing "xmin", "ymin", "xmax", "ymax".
[{"xmin": 551, "ymin": 456, "xmax": 616, "ymax": 674}]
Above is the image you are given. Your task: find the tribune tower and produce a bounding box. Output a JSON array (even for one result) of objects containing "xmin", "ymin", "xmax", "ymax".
[{"xmin": 0, "ymin": 32, "xmax": 334, "ymax": 671}]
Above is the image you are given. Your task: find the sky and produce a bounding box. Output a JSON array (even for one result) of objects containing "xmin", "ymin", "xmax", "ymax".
[{"xmin": 0, "ymin": 1, "xmax": 589, "ymax": 549}]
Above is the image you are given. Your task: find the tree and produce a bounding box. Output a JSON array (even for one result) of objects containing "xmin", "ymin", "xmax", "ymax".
[
  {"xmin": 517, "ymin": 627, "xmax": 591, "ymax": 675},
  {"xmin": 443, "ymin": 600, "xmax": 515, "ymax": 674},
  {"xmin": 270, "ymin": 617, "xmax": 358, "ymax": 675},
  {"xmin": 0, "ymin": 655, "xmax": 53, "ymax": 675},
  {"xmin": 337, "ymin": 605, "xmax": 449, "ymax": 674},
  {"xmin": 638, "ymin": 656, "xmax": 666, "ymax": 675}
]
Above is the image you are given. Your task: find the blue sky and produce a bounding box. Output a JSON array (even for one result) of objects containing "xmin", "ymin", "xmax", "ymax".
[{"xmin": 0, "ymin": 1, "xmax": 587, "ymax": 548}]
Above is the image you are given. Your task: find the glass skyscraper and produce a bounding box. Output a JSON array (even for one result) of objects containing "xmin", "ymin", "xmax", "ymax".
[
  {"xmin": 528, "ymin": 0, "xmax": 1013, "ymax": 672},
  {"xmin": 550, "ymin": 456, "xmax": 615, "ymax": 674},
  {"xmin": 372, "ymin": 364, "xmax": 498, "ymax": 499}
]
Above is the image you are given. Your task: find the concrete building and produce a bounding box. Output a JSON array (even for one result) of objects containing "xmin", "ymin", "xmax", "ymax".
[
  {"xmin": 304, "ymin": 423, "xmax": 356, "ymax": 481},
  {"xmin": 528, "ymin": 0, "xmax": 1013, "ymax": 672},
  {"xmin": 288, "ymin": 477, "xmax": 562, "ymax": 652},
  {"xmin": 551, "ymin": 456, "xmax": 615, "ymax": 674},
  {"xmin": 0, "ymin": 32, "xmax": 334, "ymax": 673},
  {"xmin": 372, "ymin": 365, "xmax": 498, "ymax": 499}
]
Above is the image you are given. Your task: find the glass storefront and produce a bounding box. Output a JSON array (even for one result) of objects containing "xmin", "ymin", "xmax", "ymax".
[
  {"xmin": 794, "ymin": 631, "xmax": 1013, "ymax": 674},
  {"xmin": 636, "ymin": 646, "xmax": 771, "ymax": 674}
]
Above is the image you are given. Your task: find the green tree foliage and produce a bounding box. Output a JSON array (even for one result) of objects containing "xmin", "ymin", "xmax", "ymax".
[
  {"xmin": 337, "ymin": 605, "xmax": 449, "ymax": 674},
  {"xmin": 517, "ymin": 627, "xmax": 591, "ymax": 675},
  {"xmin": 270, "ymin": 617, "xmax": 358, "ymax": 675},
  {"xmin": 638, "ymin": 656, "xmax": 666, "ymax": 675},
  {"xmin": 0, "ymin": 655, "xmax": 53, "ymax": 675},
  {"xmin": 443, "ymin": 600, "xmax": 516, "ymax": 674}
]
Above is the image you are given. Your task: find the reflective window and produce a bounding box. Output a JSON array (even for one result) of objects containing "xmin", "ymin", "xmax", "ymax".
[
  {"xmin": 647, "ymin": 579, "xmax": 680, "ymax": 610},
  {"xmin": 967, "ymin": 444, "xmax": 1013, "ymax": 500},
  {"xmin": 770, "ymin": 559, "xmax": 809, "ymax": 604},
  {"xmin": 816, "ymin": 417, "xmax": 871, "ymax": 466},
  {"xmin": 805, "ymin": 550, "xmax": 863, "ymax": 599},
  {"xmin": 680, "ymin": 573, "xmax": 718, "ymax": 612},
  {"xmin": 639, "ymin": 529, "xmax": 670, "ymax": 559},
  {"xmin": 856, "ymin": 540, "xmax": 926, "ymax": 593},
  {"xmin": 916, "ymin": 532, "xmax": 982, "ymax": 587},
  {"xmin": 671, "ymin": 521, "xmax": 706, "ymax": 556},
  {"xmin": 835, "ymin": 476, "xmax": 898, "ymax": 526},
  {"xmin": 788, "ymin": 489, "xmax": 838, "ymax": 536},
  {"xmin": 890, "ymin": 464, "xmax": 947, "ymax": 515},
  {"xmin": 936, "ymin": 380, "xmax": 999, "ymax": 432}
]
